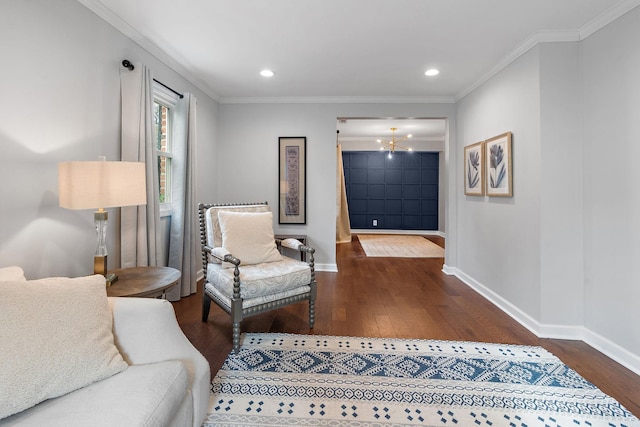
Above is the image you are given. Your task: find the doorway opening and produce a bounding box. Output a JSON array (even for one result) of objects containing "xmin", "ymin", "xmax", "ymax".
[{"xmin": 336, "ymin": 117, "xmax": 446, "ymax": 235}]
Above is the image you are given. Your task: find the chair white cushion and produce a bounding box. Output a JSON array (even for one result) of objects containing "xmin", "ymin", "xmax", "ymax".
[
  {"xmin": 206, "ymin": 256, "xmax": 311, "ymax": 301},
  {"xmin": 0, "ymin": 275, "xmax": 128, "ymax": 419},
  {"xmin": 205, "ymin": 281, "xmax": 311, "ymax": 309},
  {"xmin": 218, "ymin": 210, "xmax": 282, "ymax": 265}
]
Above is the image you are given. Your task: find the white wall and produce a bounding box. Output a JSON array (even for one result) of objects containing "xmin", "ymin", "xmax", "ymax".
[
  {"xmin": 582, "ymin": 7, "xmax": 640, "ymax": 362},
  {"xmin": 454, "ymin": 7, "xmax": 640, "ymax": 373},
  {"xmin": 0, "ymin": 0, "xmax": 218, "ymax": 279},
  {"xmin": 216, "ymin": 103, "xmax": 455, "ymax": 270},
  {"xmin": 455, "ymin": 47, "xmax": 542, "ymax": 322},
  {"xmin": 538, "ymin": 42, "xmax": 584, "ymax": 329}
]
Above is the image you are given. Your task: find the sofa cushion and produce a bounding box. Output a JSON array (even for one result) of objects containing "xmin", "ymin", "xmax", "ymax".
[
  {"xmin": 0, "ymin": 361, "xmax": 189, "ymax": 427},
  {"xmin": 0, "ymin": 266, "xmax": 26, "ymax": 282},
  {"xmin": 108, "ymin": 297, "xmax": 211, "ymax": 427},
  {"xmin": 218, "ymin": 210, "xmax": 282, "ymax": 265},
  {"xmin": 0, "ymin": 275, "xmax": 128, "ymax": 420}
]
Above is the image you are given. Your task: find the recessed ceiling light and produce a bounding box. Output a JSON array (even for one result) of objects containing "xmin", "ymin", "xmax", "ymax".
[
  {"xmin": 424, "ymin": 69, "xmax": 440, "ymax": 77},
  {"xmin": 260, "ymin": 69, "xmax": 275, "ymax": 77}
]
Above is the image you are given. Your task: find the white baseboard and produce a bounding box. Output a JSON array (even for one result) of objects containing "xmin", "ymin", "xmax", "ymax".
[
  {"xmin": 448, "ymin": 265, "xmax": 640, "ymax": 376},
  {"xmin": 315, "ymin": 263, "xmax": 338, "ymax": 272},
  {"xmin": 452, "ymin": 267, "xmax": 541, "ymax": 338},
  {"xmin": 582, "ymin": 328, "xmax": 640, "ymax": 376},
  {"xmin": 442, "ymin": 264, "xmax": 456, "ymax": 275},
  {"xmin": 351, "ymin": 229, "xmax": 446, "ymax": 238}
]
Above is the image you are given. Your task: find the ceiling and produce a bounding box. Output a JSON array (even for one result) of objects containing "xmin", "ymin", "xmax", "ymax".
[
  {"xmin": 81, "ymin": 0, "xmax": 637, "ymax": 104},
  {"xmin": 80, "ymin": 0, "xmax": 636, "ymax": 143}
]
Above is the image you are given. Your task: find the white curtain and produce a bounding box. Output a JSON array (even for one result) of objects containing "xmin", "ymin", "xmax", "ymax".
[
  {"xmin": 119, "ymin": 62, "xmax": 162, "ymax": 268},
  {"xmin": 167, "ymin": 93, "xmax": 198, "ymax": 301},
  {"xmin": 336, "ymin": 143, "xmax": 352, "ymax": 243}
]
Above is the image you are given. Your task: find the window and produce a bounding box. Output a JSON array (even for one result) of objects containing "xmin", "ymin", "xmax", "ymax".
[{"xmin": 153, "ymin": 83, "xmax": 179, "ymax": 214}]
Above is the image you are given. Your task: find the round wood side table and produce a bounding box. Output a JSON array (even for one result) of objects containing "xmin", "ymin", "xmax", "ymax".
[{"xmin": 106, "ymin": 266, "xmax": 181, "ymax": 298}]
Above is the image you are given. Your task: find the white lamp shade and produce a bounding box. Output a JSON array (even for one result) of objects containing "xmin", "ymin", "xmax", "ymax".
[{"xmin": 58, "ymin": 161, "xmax": 147, "ymax": 209}]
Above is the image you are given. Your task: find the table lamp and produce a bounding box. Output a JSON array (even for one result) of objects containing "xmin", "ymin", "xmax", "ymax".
[{"xmin": 58, "ymin": 157, "xmax": 147, "ymax": 285}]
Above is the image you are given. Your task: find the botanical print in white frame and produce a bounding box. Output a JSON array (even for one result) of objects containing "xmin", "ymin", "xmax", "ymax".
[
  {"xmin": 464, "ymin": 141, "xmax": 484, "ymax": 196},
  {"xmin": 485, "ymin": 132, "xmax": 513, "ymax": 197}
]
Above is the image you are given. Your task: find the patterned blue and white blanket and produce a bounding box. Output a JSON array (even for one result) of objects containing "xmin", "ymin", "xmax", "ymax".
[{"xmin": 203, "ymin": 333, "xmax": 639, "ymax": 426}]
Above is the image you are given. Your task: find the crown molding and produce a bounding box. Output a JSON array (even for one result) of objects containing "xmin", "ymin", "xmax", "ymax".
[
  {"xmin": 76, "ymin": 0, "xmax": 222, "ymax": 101},
  {"xmin": 456, "ymin": 0, "xmax": 640, "ymax": 101},
  {"xmin": 579, "ymin": 0, "xmax": 640, "ymax": 39},
  {"xmin": 455, "ymin": 30, "xmax": 579, "ymax": 101},
  {"xmin": 217, "ymin": 96, "xmax": 457, "ymax": 105}
]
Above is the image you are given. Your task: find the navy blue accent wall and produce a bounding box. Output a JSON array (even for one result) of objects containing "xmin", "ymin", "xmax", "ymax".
[{"xmin": 342, "ymin": 151, "xmax": 439, "ymax": 230}]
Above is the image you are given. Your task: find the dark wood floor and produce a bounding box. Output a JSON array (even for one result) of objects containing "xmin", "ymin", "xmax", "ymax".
[{"xmin": 172, "ymin": 235, "xmax": 640, "ymax": 418}]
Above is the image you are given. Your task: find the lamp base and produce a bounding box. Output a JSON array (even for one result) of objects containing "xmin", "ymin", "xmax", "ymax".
[
  {"xmin": 106, "ymin": 273, "xmax": 118, "ymax": 286},
  {"xmin": 94, "ymin": 255, "xmax": 118, "ymax": 287}
]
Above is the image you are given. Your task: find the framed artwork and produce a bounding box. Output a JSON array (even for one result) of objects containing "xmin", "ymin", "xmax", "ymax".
[
  {"xmin": 485, "ymin": 132, "xmax": 513, "ymax": 197},
  {"xmin": 464, "ymin": 141, "xmax": 484, "ymax": 196},
  {"xmin": 278, "ymin": 137, "xmax": 306, "ymax": 224}
]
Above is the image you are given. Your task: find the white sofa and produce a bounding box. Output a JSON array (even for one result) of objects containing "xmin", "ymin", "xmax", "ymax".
[{"xmin": 0, "ymin": 267, "xmax": 210, "ymax": 427}]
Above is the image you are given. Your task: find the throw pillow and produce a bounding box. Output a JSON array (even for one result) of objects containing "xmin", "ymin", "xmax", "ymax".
[
  {"xmin": 205, "ymin": 205, "xmax": 271, "ymax": 264},
  {"xmin": 0, "ymin": 266, "xmax": 26, "ymax": 282},
  {"xmin": 0, "ymin": 274, "xmax": 128, "ymax": 419},
  {"xmin": 218, "ymin": 211, "xmax": 282, "ymax": 265}
]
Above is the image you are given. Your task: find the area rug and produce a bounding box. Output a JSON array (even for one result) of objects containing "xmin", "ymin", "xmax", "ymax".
[
  {"xmin": 203, "ymin": 333, "xmax": 639, "ymax": 427},
  {"xmin": 358, "ymin": 234, "xmax": 445, "ymax": 258}
]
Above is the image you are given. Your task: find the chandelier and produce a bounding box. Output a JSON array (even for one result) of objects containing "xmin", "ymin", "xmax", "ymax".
[{"xmin": 377, "ymin": 127, "xmax": 412, "ymax": 158}]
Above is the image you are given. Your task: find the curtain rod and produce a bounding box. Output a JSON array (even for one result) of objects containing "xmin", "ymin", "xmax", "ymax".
[{"xmin": 121, "ymin": 60, "xmax": 184, "ymax": 99}]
